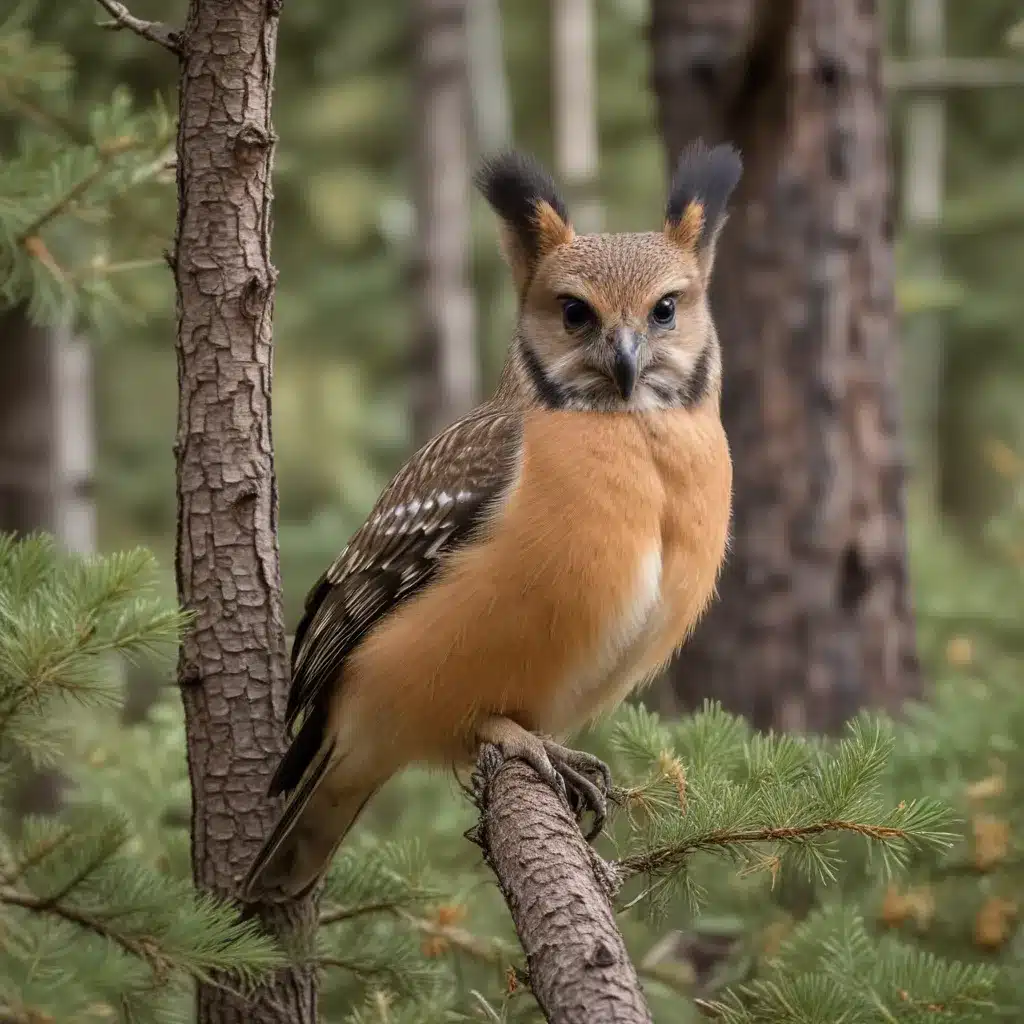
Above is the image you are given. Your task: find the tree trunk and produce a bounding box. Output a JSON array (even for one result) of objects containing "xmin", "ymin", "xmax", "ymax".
[
  {"xmin": 0, "ymin": 305, "xmax": 58, "ymax": 539},
  {"xmin": 466, "ymin": 0, "xmax": 511, "ymax": 155},
  {"xmin": 411, "ymin": 0, "xmax": 479, "ymax": 445},
  {"xmin": 901, "ymin": 0, "xmax": 945, "ymax": 507},
  {"xmin": 172, "ymin": 2, "xmax": 317, "ymax": 1021},
  {"xmin": 650, "ymin": 0, "xmax": 921, "ymax": 733},
  {"xmin": 553, "ymin": 0, "xmax": 602, "ymax": 233},
  {"xmin": 53, "ymin": 332, "xmax": 97, "ymax": 555},
  {"xmin": 0, "ymin": 305, "xmax": 67, "ymax": 820}
]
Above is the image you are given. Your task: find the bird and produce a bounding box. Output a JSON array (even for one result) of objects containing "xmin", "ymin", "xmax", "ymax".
[{"xmin": 241, "ymin": 139, "xmax": 742, "ymax": 903}]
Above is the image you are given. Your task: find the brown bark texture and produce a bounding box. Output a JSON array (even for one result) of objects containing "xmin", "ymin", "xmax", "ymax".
[
  {"xmin": 472, "ymin": 748, "xmax": 653, "ymax": 1024},
  {"xmin": 650, "ymin": 0, "xmax": 921, "ymax": 733},
  {"xmin": 411, "ymin": 0, "xmax": 479, "ymax": 444},
  {"xmin": 172, "ymin": 2, "xmax": 317, "ymax": 1021}
]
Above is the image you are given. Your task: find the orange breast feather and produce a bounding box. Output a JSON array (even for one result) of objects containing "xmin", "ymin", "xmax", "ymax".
[{"xmin": 334, "ymin": 406, "xmax": 731, "ymax": 773}]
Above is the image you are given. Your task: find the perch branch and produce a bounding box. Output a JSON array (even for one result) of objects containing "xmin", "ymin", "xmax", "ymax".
[
  {"xmin": 469, "ymin": 745, "xmax": 653, "ymax": 1024},
  {"xmin": 93, "ymin": 0, "xmax": 181, "ymax": 55}
]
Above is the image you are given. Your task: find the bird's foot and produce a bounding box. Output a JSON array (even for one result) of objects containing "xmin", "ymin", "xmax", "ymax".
[
  {"xmin": 476, "ymin": 716, "xmax": 613, "ymax": 841},
  {"xmin": 541, "ymin": 738, "xmax": 612, "ymax": 841}
]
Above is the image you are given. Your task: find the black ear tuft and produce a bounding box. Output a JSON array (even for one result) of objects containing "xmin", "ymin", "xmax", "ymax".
[
  {"xmin": 474, "ymin": 151, "xmax": 571, "ymax": 253},
  {"xmin": 665, "ymin": 139, "xmax": 743, "ymax": 246}
]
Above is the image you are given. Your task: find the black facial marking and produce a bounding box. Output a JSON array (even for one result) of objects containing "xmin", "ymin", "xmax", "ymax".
[
  {"xmin": 519, "ymin": 336, "xmax": 568, "ymax": 409},
  {"xmin": 680, "ymin": 344, "xmax": 712, "ymax": 407},
  {"xmin": 644, "ymin": 343, "xmax": 713, "ymax": 408}
]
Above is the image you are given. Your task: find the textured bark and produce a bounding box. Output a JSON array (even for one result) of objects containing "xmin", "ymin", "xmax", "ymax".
[
  {"xmin": 411, "ymin": 0, "xmax": 479, "ymax": 444},
  {"xmin": 651, "ymin": 0, "xmax": 921, "ymax": 732},
  {"xmin": 472, "ymin": 749, "xmax": 652, "ymax": 1024},
  {"xmin": 172, "ymin": 2, "xmax": 317, "ymax": 1021}
]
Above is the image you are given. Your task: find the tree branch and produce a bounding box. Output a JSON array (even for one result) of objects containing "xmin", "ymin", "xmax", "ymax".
[
  {"xmin": 0, "ymin": 887, "xmax": 159, "ymax": 967},
  {"xmin": 93, "ymin": 0, "xmax": 181, "ymax": 55},
  {"xmin": 469, "ymin": 746, "xmax": 653, "ymax": 1024},
  {"xmin": 614, "ymin": 820, "xmax": 911, "ymax": 881}
]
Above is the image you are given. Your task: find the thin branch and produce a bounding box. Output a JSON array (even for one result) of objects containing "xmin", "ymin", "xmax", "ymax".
[
  {"xmin": 0, "ymin": 87, "xmax": 90, "ymax": 144},
  {"xmin": 614, "ymin": 820, "xmax": 911, "ymax": 880},
  {"xmin": 17, "ymin": 137, "xmax": 145, "ymax": 245},
  {"xmin": 93, "ymin": 0, "xmax": 181, "ymax": 56},
  {"xmin": 470, "ymin": 746, "xmax": 653, "ymax": 1023},
  {"xmin": 318, "ymin": 900, "xmax": 422, "ymax": 927},
  {"xmin": 0, "ymin": 887, "xmax": 159, "ymax": 966}
]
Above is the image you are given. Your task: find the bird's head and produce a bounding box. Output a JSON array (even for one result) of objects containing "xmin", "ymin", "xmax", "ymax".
[{"xmin": 478, "ymin": 141, "xmax": 742, "ymax": 412}]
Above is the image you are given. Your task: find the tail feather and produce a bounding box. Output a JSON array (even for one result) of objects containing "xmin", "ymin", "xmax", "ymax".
[{"xmin": 242, "ymin": 742, "xmax": 376, "ymax": 903}]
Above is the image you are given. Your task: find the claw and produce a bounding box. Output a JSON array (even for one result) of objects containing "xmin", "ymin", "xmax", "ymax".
[
  {"xmin": 542, "ymin": 740, "xmax": 612, "ymax": 841},
  {"xmin": 475, "ymin": 717, "xmax": 615, "ymax": 843}
]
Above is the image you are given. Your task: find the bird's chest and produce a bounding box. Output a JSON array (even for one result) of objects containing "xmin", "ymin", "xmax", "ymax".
[{"xmin": 523, "ymin": 409, "xmax": 732, "ymax": 733}]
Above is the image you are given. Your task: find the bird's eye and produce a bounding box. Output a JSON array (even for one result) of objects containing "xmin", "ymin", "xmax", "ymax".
[
  {"xmin": 560, "ymin": 296, "xmax": 595, "ymax": 331},
  {"xmin": 651, "ymin": 295, "xmax": 677, "ymax": 328}
]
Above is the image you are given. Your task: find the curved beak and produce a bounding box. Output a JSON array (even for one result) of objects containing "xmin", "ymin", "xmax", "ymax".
[{"xmin": 609, "ymin": 326, "xmax": 641, "ymax": 400}]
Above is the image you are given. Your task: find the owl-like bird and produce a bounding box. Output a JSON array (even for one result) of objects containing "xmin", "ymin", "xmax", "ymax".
[{"xmin": 242, "ymin": 140, "xmax": 742, "ymax": 901}]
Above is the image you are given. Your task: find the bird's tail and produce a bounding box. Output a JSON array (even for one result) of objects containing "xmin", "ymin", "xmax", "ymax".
[{"xmin": 241, "ymin": 744, "xmax": 377, "ymax": 903}]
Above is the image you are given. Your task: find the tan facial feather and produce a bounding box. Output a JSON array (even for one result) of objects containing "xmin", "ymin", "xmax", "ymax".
[
  {"xmin": 496, "ymin": 223, "xmax": 532, "ymax": 294},
  {"xmin": 664, "ymin": 201, "xmax": 705, "ymax": 252},
  {"xmin": 532, "ymin": 200, "xmax": 575, "ymax": 256}
]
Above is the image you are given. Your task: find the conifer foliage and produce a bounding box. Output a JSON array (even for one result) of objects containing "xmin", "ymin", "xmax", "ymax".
[
  {"xmin": 0, "ymin": 8, "xmax": 172, "ymax": 329},
  {"xmin": 0, "ymin": 533, "xmax": 281, "ymax": 1022}
]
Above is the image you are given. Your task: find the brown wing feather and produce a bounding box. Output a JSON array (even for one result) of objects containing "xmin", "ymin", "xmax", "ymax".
[{"xmin": 270, "ymin": 408, "xmax": 523, "ymax": 796}]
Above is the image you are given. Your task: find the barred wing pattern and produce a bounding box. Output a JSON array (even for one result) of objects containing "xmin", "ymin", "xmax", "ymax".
[{"xmin": 270, "ymin": 409, "xmax": 523, "ymax": 796}]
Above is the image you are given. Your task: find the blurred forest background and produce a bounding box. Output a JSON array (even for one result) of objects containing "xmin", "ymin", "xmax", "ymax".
[
  {"xmin": 5, "ymin": 0, "xmax": 1024, "ymax": 634},
  {"xmin": 3, "ymin": 0, "xmax": 1024, "ymax": 1021}
]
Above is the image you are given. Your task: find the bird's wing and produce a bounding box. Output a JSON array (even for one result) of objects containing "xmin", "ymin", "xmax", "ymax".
[{"xmin": 270, "ymin": 407, "xmax": 523, "ymax": 795}]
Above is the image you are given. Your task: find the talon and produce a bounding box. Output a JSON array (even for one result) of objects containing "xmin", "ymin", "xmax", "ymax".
[
  {"xmin": 475, "ymin": 718, "xmax": 613, "ymax": 841},
  {"xmin": 556, "ymin": 762, "xmax": 607, "ymax": 840},
  {"xmin": 542, "ymin": 740, "xmax": 613, "ymax": 842}
]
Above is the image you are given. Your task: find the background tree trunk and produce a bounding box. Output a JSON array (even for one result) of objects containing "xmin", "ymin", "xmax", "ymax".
[
  {"xmin": 0, "ymin": 305, "xmax": 66, "ymax": 820},
  {"xmin": 172, "ymin": 2, "xmax": 316, "ymax": 1021},
  {"xmin": 0, "ymin": 306, "xmax": 95, "ymax": 818},
  {"xmin": 553, "ymin": 0, "xmax": 602, "ymax": 233},
  {"xmin": 0, "ymin": 306, "xmax": 58, "ymax": 539},
  {"xmin": 650, "ymin": 0, "xmax": 921, "ymax": 733},
  {"xmin": 411, "ymin": 0, "xmax": 479, "ymax": 444}
]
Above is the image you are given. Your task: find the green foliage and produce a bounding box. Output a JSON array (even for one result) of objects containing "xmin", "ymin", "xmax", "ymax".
[
  {"xmin": 0, "ymin": 534, "xmax": 282, "ymax": 1022},
  {"xmin": 0, "ymin": 5, "xmax": 173, "ymax": 330},
  {"xmin": 707, "ymin": 906, "xmax": 998, "ymax": 1023},
  {"xmin": 607, "ymin": 706, "xmax": 954, "ymax": 916}
]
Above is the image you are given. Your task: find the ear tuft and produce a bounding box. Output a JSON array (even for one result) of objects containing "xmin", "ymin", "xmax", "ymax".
[
  {"xmin": 665, "ymin": 140, "xmax": 742, "ymax": 255},
  {"xmin": 475, "ymin": 152, "xmax": 574, "ymax": 293}
]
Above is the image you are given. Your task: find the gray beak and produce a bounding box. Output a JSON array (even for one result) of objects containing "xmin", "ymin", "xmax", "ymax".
[{"xmin": 610, "ymin": 326, "xmax": 640, "ymax": 400}]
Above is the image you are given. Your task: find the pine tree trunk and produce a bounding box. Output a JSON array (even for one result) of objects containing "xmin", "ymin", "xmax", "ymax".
[
  {"xmin": 0, "ymin": 305, "xmax": 67, "ymax": 820},
  {"xmin": 650, "ymin": 0, "xmax": 921, "ymax": 732},
  {"xmin": 172, "ymin": 2, "xmax": 317, "ymax": 1021},
  {"xmin": 553, "ymin": 0, "xmax": 602, "ymax": 232},
  {"xmin": 0, "ymin": 305, "xmax": 58, "ymax": 539},
  {"xmin": 411, "ymin": 0, "xmax": 479, "ymax": 444}
]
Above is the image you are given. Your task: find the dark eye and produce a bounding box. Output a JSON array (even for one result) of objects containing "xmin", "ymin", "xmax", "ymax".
[
  {"xmin": 560, "ymin": 296, "xmax": 595, "ymax": 331},
  {"xmin": 651, "ymin": 295, "xmax": 676, "ymax": 327}
]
